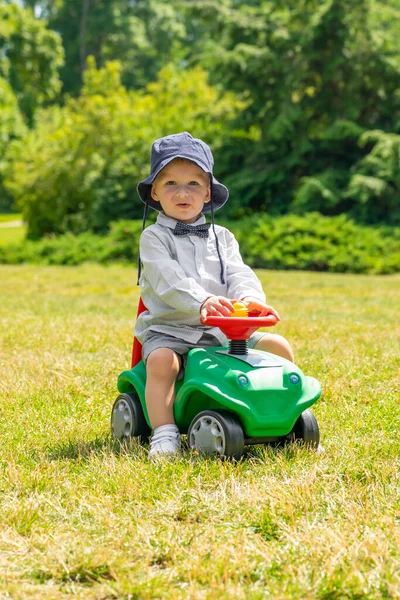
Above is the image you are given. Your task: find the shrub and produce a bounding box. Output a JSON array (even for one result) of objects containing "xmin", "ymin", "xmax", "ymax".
[
  {"xmin": 0, "ymin": 219, "xmax": 143, "ymax": 266},
  {"xmin": 1, "ymin": 213, "xmax": 399, "ymax": 275},
  {"xmin": 230, "ymin": 213, "xmax": 400, "ymax": 274}
]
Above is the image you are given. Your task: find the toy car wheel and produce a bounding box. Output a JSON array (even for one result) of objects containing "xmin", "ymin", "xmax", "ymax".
[
  {"xmin": 291, "ymin": 409, "xmax": 320, "ymax": 448},
  {"xmin": 188, "ymin": 410, "xmax": 244, "ymax": 460},
  {"xmin": 111, "ymin": 392, "xmax": 151, "ymax": 442}
]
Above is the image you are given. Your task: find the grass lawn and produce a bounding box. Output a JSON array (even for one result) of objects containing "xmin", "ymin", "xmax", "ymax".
[
  {"xmin": 0, "ymin": 213, "xmax": 22, "ymax": 223},
  {"xmin": 0, "ymin": 265, "xmax": 399, "ymax": 599},
  {"xmin": 0, "ymin": 214, "xmax": 25, "ymax": 247}
]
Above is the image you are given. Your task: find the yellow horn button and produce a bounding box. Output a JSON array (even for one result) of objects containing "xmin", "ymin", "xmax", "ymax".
[{"xmin": 230, "ymin": 301, "xmax": 248, "ymax": 318}]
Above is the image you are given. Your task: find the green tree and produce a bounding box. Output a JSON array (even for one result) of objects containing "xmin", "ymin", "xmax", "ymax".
[
  {"xmin": 344, "ymin": 130, "xmax": 400, "ymax": 224},
  {"xmin": 3, "ymin": 58, "xmax": 243, "ymax": 238},
  {"xmin": 183, "ymin": 0, "xmax": 400, "ymax": 222},
  {"xmin": 21, "ymin": 0, "xmax": 187, "ymax": 96},
  {"xmin": 12, "ymin": 0, "xmax": 400, "ymax": 224},
  {"xmin": 0, "ymin": 76, "xmax": 26, "ymax": 211},
  {"xmin": 0, "ymin": 2, "xmax": 64, "ymax": 121}
]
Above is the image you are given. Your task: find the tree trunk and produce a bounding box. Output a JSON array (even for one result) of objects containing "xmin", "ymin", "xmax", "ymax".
[{"xmin": 80, "ymin": 0, "xmax": 91, "ymax": 73}]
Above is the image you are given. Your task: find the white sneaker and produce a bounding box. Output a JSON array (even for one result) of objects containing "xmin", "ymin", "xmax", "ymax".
[{"xmin": 148, "ymin": 424, "xmax": 181, "ymax": 459}]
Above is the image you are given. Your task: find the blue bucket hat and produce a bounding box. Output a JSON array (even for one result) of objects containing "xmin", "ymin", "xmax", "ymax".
[{"xmin": 137, "ymin": 132, "xmax": 229, "ymax": 212}]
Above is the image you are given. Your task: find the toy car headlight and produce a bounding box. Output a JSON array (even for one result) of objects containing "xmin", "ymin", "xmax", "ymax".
[
  {"xmin": 289, "ymin": 373, "xmax": 300, "ymax": 384},
  {"xmin": 237, "ymin": 375, "xmax": 249, "ymax": 387}
]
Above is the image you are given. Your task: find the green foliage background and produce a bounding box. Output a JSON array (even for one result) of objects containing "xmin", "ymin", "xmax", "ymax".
[
  {"xmin": 1, "ymin": 214, "xmax": 399, "ymax": 275},
  {"xmin": 1, "ymin": 0, "xmax": 400, "ymax": 257},
  {"xmin": 3, "ymin": 60, "xmax": 241, "ymax": 238}
]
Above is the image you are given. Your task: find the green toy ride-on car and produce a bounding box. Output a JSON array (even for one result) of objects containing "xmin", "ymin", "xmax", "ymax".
[{"xmin": 111, "ymin": 301, "xmax": 322, "ymax": 459}]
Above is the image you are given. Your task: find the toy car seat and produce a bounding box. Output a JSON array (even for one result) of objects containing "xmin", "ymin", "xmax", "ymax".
[{"xmin": 131, "ymin": 297, "xmax": 147, "ymax": 367}]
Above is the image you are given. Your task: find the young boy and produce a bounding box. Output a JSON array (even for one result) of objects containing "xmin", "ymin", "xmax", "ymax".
[{"xmin": 136, "ymin": 132, "xmax": 294, "ymax": 458}]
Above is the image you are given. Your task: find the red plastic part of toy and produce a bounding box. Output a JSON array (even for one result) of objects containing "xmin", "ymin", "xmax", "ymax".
[
  {"xmin": 131, "ymin": 297, "xmax": 147, "ymax": 368},
  {"xmin": 202, "ymin": 314, "xmax": 278, "ymax": 340}
]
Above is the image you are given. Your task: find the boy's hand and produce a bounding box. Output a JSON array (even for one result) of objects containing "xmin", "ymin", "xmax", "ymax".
[
  {"xmin": 200, "ymin": 296, "xmax": 235, "ymax": 322},
  {"xmin": 241, "ymin": 297, "xmax": 281, "ymax": 321}
]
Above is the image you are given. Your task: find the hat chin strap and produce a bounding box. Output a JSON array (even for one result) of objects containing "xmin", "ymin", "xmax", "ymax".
[
  {"xmin": 137, "ymin": 200, "xmax": 149, "ymax": 285},
  {"xmin": 210, "ymin": 182, "xmax": 225, "ymax": 284}
]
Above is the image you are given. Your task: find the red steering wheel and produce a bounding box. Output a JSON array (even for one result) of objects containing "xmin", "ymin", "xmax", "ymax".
[{"xmin": 202, "ymin": 313, "xmax": 278, "ymax": 341}]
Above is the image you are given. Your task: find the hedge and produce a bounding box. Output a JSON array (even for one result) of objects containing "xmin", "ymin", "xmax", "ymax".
[{"xmin": 1, "ymin": 213, "xmax": 399, "ymax": 274}]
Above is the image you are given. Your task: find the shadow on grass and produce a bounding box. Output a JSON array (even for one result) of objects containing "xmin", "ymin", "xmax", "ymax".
[
  {"xmin": 44, "ymin": 435, "xmax": 148, "ymax": 462},
  {"xmin": 40, "ymin": 435, "xmax": 308, "ymax": 464}
]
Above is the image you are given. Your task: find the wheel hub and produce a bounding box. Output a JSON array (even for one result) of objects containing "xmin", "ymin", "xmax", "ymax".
[
  {"xmin": 112, "ymin": 397, "xmax": 133, "ymax": 439},
  {"xmin": 189, "ymin": 415, "xmax": 226, "ymax": 455}
]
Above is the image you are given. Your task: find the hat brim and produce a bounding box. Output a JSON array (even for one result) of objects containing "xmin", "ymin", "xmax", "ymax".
[{"xmin": 137, "ymin": 156, "xmax": 228, "ymax": 212}]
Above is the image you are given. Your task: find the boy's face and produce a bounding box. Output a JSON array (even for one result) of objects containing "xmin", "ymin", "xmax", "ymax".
[{"xmin": 151, "ymin": 159, "xmax": 211, "ymax": 223}]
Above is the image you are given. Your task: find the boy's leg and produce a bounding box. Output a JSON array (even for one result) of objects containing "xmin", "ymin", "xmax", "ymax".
[
  {"xmin": 145, "ymin": 347, "xmax": 182, "ymax": 458},
  {"xmin": 253, "ymin": 333, "xmax": 294, "ymax": 362},
  {"xmin": 145, "ymin": 347, "xmax": 181, "ymax": 429}
]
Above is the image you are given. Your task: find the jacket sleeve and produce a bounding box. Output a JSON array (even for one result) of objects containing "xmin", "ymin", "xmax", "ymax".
[
  {"xmin": 225, "ymin": 229, "xmax": 266, "ymax": 302},
  {"xmin": 139, "ymin": 229, "xmax": 211, "ymax": 315}
]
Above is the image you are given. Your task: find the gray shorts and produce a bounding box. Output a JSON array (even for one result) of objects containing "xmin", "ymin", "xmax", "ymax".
[{"xmin": 142, "ymin": 330, "xmax": 265, "ymax": 379}]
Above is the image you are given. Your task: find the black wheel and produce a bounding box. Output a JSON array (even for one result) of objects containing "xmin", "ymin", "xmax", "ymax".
[
  {"xmin": 111, "ymin": 392, "xmax": 151, "ymax": 442},
  {"xmin": 188, "ymin": 410, "xmax": 244, "ymax": 460},
  {"xmin": 291, "ymin": 409, "xmax": 320, "ymax": 448}
]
